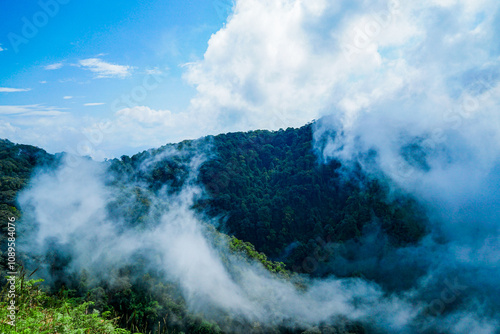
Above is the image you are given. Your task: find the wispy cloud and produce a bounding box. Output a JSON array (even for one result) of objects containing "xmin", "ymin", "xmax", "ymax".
[
  {"xmin": 0, "ymin": 87, "xmax": 31, "ymax": 93},
  {"xmin": 0, "ymin": 44, "xmax": 4, "ymax": 52},
  {"xmin": 145, "ymin": 67, "xmax": 164, "ymax": 75},
  {"xmin": 63, "ymin": 96, "xmax": 73, "ymax": 100},
  {"xmin": 44, "ymin": 63, "xmax": 64, "ymax": 70},
  {"xmin": 84, "ymin": 102, "xmax": 105, "ymax": 106},
  {"xmin": 78, "ymin": 58, "xmax": 132, "ymax": 78},
  {"xmin": 0, "ymin": 105, "xmax": 67, "ymax": 117}
]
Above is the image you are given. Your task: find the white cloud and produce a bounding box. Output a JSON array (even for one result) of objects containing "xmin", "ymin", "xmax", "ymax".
[
  {"xmin": 182, "ymin": 0, "xmax": 499, "ymax": 140},
  {"xmin": 184, "ymin": 0, "xmax": 405, "ymax": 134},
  {"xmin": 145, "ymin": 67, "xmax": 164, "ymax": 75},
  {"xmin": 40, "ymin": 81, "xmax": 47, "ymax": 84},
  {"xmin": 63, "ymin": 96, "xmax": 73, "ymax": 99},
  {"xmin": 78, "ymin": 58, "xmax": 132, "ymax": 78},
  {"xmin": 0, "ymin": 106, "xmax": 79, "ymax": 154},
  {"xmin": 19, "ymin": 159, "xmax": 422, "ymax": 331},
  {"xmin": 0, "ymin": 44, "xmax": 4, "ymax": 52},
  {"xmin": 44, "ymin": 63, "xmax": 64, "ymax": 70},
  {"xmin": 0, "ymin": 87, "xmax": 31, "ymax": 93},
  {"xmin": 84, "ymin": 102, "xmax": 105, "ymax": 106},
  {"xmin": 2, "ymin": 0, "xmax": 499, "ymax": 162},
  {"xmin": 116, "ymin": 106, "xmax": 172, "ymax": 123},
  {"xmin": 102, "ymin": 106, "xmax": 196, "ymax": 149},
  {"xmin": 0, "ymin": 122, "xmax": 17, "ymax": 137},
  {"xmin": 0, "ymin": 105, "xmax": 67, "ymax": 117}
]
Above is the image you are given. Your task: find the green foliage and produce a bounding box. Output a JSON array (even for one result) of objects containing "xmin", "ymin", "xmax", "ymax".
[
  {"xmin": 0, "ymin": 124, "xmax": 427, "ymax": 334},
  {"xmin": 0, "ymin": 273, "xmax": 131, "ymax": 334},
  {"xmin": 229, "ymin": 236, "xmax": 288, "ymax": 276},
  {"xmin": 0, "ymin": 139, "xmax": 57, "ymax": 280},
  {"xmin": 111, "ymin": 124, "xmax": 427, "ymax": 274},
  {"xmin": 194, "ymin": 125, "xmax": 427, "ymax": 271},
  {"xmin": 0, "ymin": 139, "xmax": 55, "ymax": 207}
]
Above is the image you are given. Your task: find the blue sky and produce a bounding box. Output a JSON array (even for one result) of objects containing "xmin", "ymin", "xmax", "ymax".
[
  {"xmin": 0, "ymin": 0, "xmax": 228, "ymax": 113},
  {"xmin": 1, "ymin": 0, "xmax": 499, "ymax": 159},
  {"xmin": 0, "ymin": 0, "xmax": 234, "ymax": 157}
]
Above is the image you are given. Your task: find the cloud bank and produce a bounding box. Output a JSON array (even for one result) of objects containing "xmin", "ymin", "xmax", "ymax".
[
  {"xmin": 17, "ymin": 143, "xmax": 499, "ymax": 334},
  {"xmin": 4, "ymin": 0, "xmax": 498, "ymax": 162},
  {"xmin": 89, "ymin": 0, "xmax": 499, "ymax": 157}
]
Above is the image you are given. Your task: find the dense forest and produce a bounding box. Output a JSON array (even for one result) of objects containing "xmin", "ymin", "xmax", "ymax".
[
  {"xmin": 111, "ymin": 124, "xmax": 427, "ymax": 277},
  {"xmin": 0, "ymin": 124, "xmax": 429, "ymax": 333}
]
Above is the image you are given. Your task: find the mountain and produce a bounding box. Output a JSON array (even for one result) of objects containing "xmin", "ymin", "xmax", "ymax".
[
  {"xmin": 110, "ymin": 123, "xmax": 427, "ymax": 275},
  {"xmin": 0, "ymin": 124, "xmax": 428, "ymax": 334}
]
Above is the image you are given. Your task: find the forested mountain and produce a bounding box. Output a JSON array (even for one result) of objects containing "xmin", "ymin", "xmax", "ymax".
[
  {"xmin": 0, "ymin": 139, "xmax": 56, "ymax": 273},
  {"xmin": 112, "ymin": 124, "xmax": 427, "ymax": 276},
  {"xmin": 0, "ymin": 139, "xmax": 55, "ymax": 207},
  {"xmin": 0, "ymin": 124, "xmax": 428, "ymax": 333}
]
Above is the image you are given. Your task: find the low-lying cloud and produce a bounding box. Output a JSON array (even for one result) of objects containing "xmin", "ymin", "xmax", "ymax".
[
  {"xmin": 11, "ymin": 155, "xmax": 408, "ymax": 332},
  {"xmin": 17, "ymin": 144, "xmax": 499, "ymax": 333},
  {"xmin": 307, "ymin": 1, "xmax": 500, "ymax": 333}
]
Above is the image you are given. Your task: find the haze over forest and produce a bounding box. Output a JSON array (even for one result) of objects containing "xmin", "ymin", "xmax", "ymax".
[{"xmin": 1, "ymin": 0, "xmax": 499, "ymax": 333}]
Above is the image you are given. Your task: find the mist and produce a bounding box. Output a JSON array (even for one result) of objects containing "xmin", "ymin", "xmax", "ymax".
[
  {"xmin": 14, "ymin": 151, "xmax": 433, "ymax": 333},
  {"xmin": 310, "ymin": 0, "xmax": 500, "ymax": 332},
  {"xmin": 16, "ymin": 135, "xmax": 499, "ymax": 333}
]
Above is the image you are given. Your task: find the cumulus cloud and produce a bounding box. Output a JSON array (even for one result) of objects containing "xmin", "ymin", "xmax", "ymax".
[
  {"xmin": 181, "ymin": 0, "xmax": 498, "ymax": 137},
  {"xmin": 185, "ymin": 0, "xmax": 334, "ymax": 132},
  {"xmin": 183, "ymin": 0, "xmax": 418, "ymax": 133},
  {"xmin": 0, "ymin": 87, "xmax": 31, "ymax": 93},
  {"xmin": 78, "ymin": 58, "xmax": 133, "ymax": 79},
  {"xmin": 0, "ymin": 122, "xmax": 17, "ymax": 137},
  {"xmin": 3, "ymin": 0, "xmax": 499, "ymax": 161},
  {"xmin": 303, "ymin": 0, "xmax": 500, "ymax": 193}
]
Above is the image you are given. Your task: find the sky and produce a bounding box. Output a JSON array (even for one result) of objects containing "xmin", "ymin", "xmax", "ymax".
[
  {"xmin": 0, "ymin": 0, "xmax": 232, "ymax": 157},
  {"xmin": 1, "ymin": 0, "xmax": 499, "ymax": 159}
]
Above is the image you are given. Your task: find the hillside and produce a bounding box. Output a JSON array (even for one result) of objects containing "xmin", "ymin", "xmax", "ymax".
[
  {"xmin": 111, "ymin": 124, "xmax": 427, "ymax": 277},
  {"xmin": 0, "ymin": 124, "xmax": 428, "ymax": 334},
  {"xmin": 0, "ymin": 139, "xmax": 57, "ymax": 275}
]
